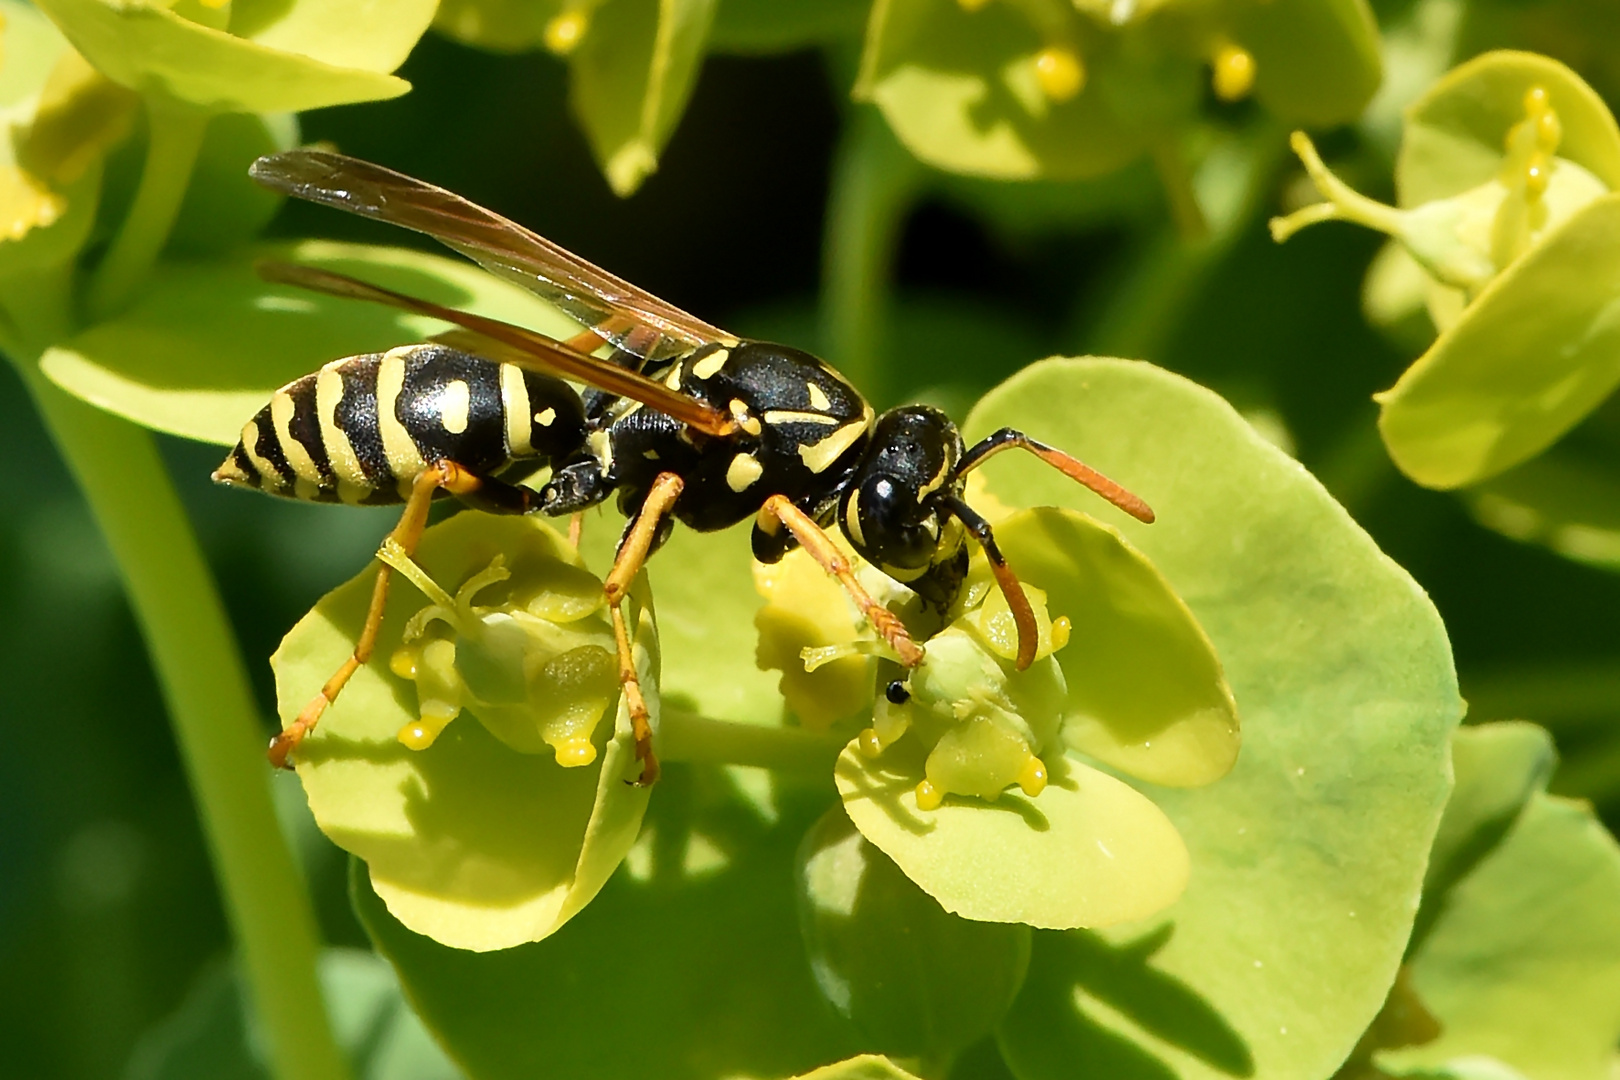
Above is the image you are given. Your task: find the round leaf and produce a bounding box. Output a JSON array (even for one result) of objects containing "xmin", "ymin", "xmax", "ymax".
[
  {"xmin": 570, "ymin": 0, "xmax": 719, "ymax": 196},
  {"xmin": 967, "ymin": 359, "xmax": 1459, "ymax": 1080},
  {"xmin": 788, "ymin": 1057, "xmax": 927, "ymax": 1080},
  {"xmin": 355, "ymin": 774, "xmax": 867, "ymax": 1078},
  {"xmin": 994, "ymin": 507, "xmax": 1238, "ymax": 788},
  {"xmin": 855, "ymin": 0, "xmax": 1175, "ymax": 180},
  {"xmin": 32, "ymin": 0, "xmax": 412, "ymax": 114},
  {"xmin": 40, "ymin": 239, "xmax": 581, "ymax": 445},
  {"xmin": 274, "ymin": 513, "xmax": 654, "ymax": 951},
  {"xmin": 795, "ymin": 806, "xmax": 1032, "ymax": 1059},
  {"xmin": 1397, "ymin": 51, "xmax": 1620, "ymax": 208},
  {"xmin": 1378, "ymin": 793, "xmax": 1620, "ymax": 1080},
  {"xmin": 1233, "ymin": 0, "xmax": 1381, "ymax": 126},
  {"xmin": 837, "ymin": 740, "xmax": 1190, "ymax": 929},
  {"xmin": 167, "ymin": 111, "xmax": 298, "ymax": 256},
  {"xmin": 1375, "ymin": 193, "xmax": 1620, "ymax": 488},
  {"xmin": 227, "ymin": 0, "xmax": 437, "ymax": 77}
]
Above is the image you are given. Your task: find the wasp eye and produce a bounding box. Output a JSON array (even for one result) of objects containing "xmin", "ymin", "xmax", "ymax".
[{"xmin": 886, "ymin": 680, "xmax": 912, "ymax": 705}]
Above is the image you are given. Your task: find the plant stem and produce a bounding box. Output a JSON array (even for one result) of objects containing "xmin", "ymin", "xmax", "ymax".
[
  {"xmin": 87, "ymin": 97, "xmax": 208, "ymax": 320},
  {"xmin": 3, "ymin": 319, "xmax": 350, "ymax": 1079},
  {"xmin": 659, "ymin": 708, "xmax": 847, "ymax": 774},
  {"xmin": 821, "ymin": 106, "xmax": 921, "ymax": 407},
  {"xmin": 1150, "ymin": 138, "xmax": 1209, "ymax": 243}
]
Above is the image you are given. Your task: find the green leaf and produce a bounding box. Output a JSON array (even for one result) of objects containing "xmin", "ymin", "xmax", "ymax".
[
  {"xmin": 1375, "ymin": 193, "xmax": 1620, "ymax": 488},
  {"xmin": 355, "ymin": 771, "xmax": 866, "ymax": 1079},
  {"xmin": 32, "ymin": 0, "xmax": 417, "ymax": 114},
  {"xmin": 1232, "ymin": 0, "xmax": 1381, "ymax": 126},
  {"xmin": 994, "ymin": 507, "xmax": 1238, "ymax": 788},
  {"xmin": 1397, "ymin": 51, "xmax": 1620, "ymax": 208},
  {"xmin": 431, "ymin": 0, "xmax": 568, "ymax": 53},
  {"xmin": 274, "ymin": 513, "xmax": 655, "ymax": 951},
  {"xmin": 1412, "ymin": 722, "xmax": 1555, "ymax": 948},
  {"xmin": 227, "ymin": 0, "xmax": 437, "ymax": 76},
  {"xmin": 709, "ymin": 0, "xmax": 869, "ymax": 53},
  {"xmin": 967, "ymin": 359, "xmax": 1459, "ymax": 1080},
  {"xmin": 577, "ymin": 516, "xmax": 785, "ymax": 726},
  {"xmin": 0, "ymin": 0, "xmax": 70, "ymax": 106},
  {"xmin": 1377, "ymin": 793, "xmax": 1620, "ymax": 1080},
  {"xmin": 837, "ymin": 740, "xmax": 1190, "ymax": 930},
  {"xmin": 125, "ymin": 948, "xmax": 459, "ymax": 1080},
  {"xmin": 39, "ymin": 239, "xmax": 580, "ymax": 445},
  {"xmin": 795, "ymin": 806, "xmax": 1032, "ymax": 1060},
  {"xmin": 788, "ymin": 1056, "xmax": 927, "ymax": 1080},
  {"xmin": 167, "ymin": 111, "xmax": 298, "ymax": 256},
  {"xmin": 854, "ymin": 0, "xmax": 1172, "ymax": 180},
  {"xmin": 570, "ymin": 0, "xmax": 719, "ymax": 196},
  {"xmin": 1466, "ymin": 447, "xmax": 1620, "ymax": 573}
]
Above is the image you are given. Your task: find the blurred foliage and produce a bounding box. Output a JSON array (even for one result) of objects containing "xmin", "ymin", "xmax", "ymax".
[{"xmin": 3, "ymin": 0, "xmax": 1620, "ymax": 1079}]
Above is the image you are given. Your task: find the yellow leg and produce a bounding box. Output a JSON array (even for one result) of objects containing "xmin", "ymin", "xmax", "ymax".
[
  {"xmin": 269, "ymin": 462, "xmax": 479, "ymax": 769},
  {"xmin": 761, "ymin": 495, "xmax": 925, "ymax": 668},
  {"xmin": 605, "ymin": 472, "xmax": 684, "ymax": 785}
]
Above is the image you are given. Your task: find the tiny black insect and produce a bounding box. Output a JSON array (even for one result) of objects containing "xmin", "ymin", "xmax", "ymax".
[{"xmin": 220, "ymin": 150, "xmax": 1154, "ymax": 785}]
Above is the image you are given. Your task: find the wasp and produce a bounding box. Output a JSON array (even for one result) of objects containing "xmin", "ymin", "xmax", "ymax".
[{"xmin": 216, "ymin": 150, "xmax": 1155, "ymax": 785}]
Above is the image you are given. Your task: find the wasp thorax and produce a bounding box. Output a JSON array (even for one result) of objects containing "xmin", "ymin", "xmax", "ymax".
[{"xmin": 381, "ymin": 540, "xmax": 618, "ymax": 767}]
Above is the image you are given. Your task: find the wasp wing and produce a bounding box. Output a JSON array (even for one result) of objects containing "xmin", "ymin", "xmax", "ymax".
[
  {"xmin": 257, "ymin": 260, "xmax": 735, "ymax": 437},
  {"xmin": 249, "ymin": 149, "xmax": 736, "ymax": 364}
]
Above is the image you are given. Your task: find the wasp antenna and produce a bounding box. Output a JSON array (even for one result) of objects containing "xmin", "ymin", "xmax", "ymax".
[
  {"xmin": 946, "ymin": 497, "xmax": 1039, "ymax": 671},
  {"xmin": 956, "ymin": 428, "xmax": 1154, "ymax": 524}
]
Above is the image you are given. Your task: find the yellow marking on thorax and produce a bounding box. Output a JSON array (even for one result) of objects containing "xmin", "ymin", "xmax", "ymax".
[
  {"xmin": 315, "ymin": 364, "xmax": 370, "ymax": 491},
  {"xmin": 806, "ymin": 382, "xmax": 831, "ymax": 411},
  {"xmin": 729, "ymin": 398, "xmax": 762, "ymax": 436},
  {"xmin": 270, "ymin": 391, "xmax": 323, "ymax": 486},
  {"xmin": 726, "ymin": 452, "xmax": 764, "ymax": 492},
  {"xmin": 439, "ymin": 379, "xmax": 472, "ymax": 435},
  {"xmin": 239, "ymin": 420, "xmax": 285, "ymax": 492},
  {"xmin": 535, "ymin": 406, "xmax": 557, "ymax": 426},
  {"xmin": 500, "ymin": 365, "xmax": 533, "ymax": 455},
  {"xmin": 764, "ymin": 409, "xmax": 839, "ymax": 427},
  {"xmin": 797, "ymin": 405, "xmax": 873, "ymax": 474},
  {"xmin": 691, "ymin": 348, "xmax": 730, "ymax": 380},
  {"xmin": 663, "ymin": 361, "xmax": 685, "ymax": 389},
  {"xmin": 377, "ymin": 348, "xmax": 427, "ymax": 480},
  {"xmin": 844, "ymin": 485, "xmax": 867, "ymax": 548},
  {"xmin": 588, "ymin": 429, "xmax": 614, "ymax": 475}
]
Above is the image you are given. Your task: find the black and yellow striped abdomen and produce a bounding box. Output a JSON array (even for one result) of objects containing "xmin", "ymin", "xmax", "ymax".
[{"xmin": 213, "ymin": 344, "xmax": 587, "ymax": 505}]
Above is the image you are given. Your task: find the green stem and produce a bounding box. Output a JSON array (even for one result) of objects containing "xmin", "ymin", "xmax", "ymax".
[
  {"xmin": 659, "ymin": 708, "xmax": 847, "ymax": 774},
  {"xmin": 87, "ymin": 98, "xmax": 208, "ymax": 320},
  {"xmin": 820, "ymin": 106, "xmax": 921, "ymax": 407},
  {"xmin": 4, "ymin": 334, "xmax": 350, "ymax": 1080},
  {"xmin": 1150, "ymin": 138, "xmax": 1209, "ymax": 243}
]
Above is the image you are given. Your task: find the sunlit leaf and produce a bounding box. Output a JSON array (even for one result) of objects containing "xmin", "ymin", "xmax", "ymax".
[
  {"xmin": 838, "ymin": 739, "xmax": 1190, "ymax": 929},
  {"xmin": 357, "ymin": 771, "xmax": 866, "ymax": 1078},
  {"xmin": 971, "ymin": 358, "xmax": 1459, "ymax": 1080},
  {"xmin": 796, "ymin": 807, "xmax": 1031, "ymax": 1060},
  {"xmin": 570, "ymin": 0, "xmax": 718, "ymax": 195},
  {"xmin": 167, "ymin": 111, "xmax": 298, "ymax": 256},
  {"xmin": 39, "ymin": 239, "xmax": 580, "ymax": 445},
  {"xmin": 1376, "ymin": 193, "xmax": 1620, "ymax": 488},
  {"xmin": 227, "ymin": 0, "xmax": 437, "ymax": 76},
  {"xmin": 32, "ymin": 0, "xmax": 418, "ymax": 113},
  {"xmin": 788, "ymin": 1056, "xmax": 926, "ymax": 1080},
  {"xmin": 276, "ymin": 513, "xmax": 654, "ymax": 951}
]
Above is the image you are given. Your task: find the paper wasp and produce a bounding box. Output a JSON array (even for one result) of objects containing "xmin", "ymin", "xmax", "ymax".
[{"xmin": 215, "ymin": 150, "xmax": 1155, "ymax": 785}]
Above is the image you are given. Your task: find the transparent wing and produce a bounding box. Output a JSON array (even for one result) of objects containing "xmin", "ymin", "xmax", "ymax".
[{"xmin": 250, "ymin": 149, "xmax": 736, "ymax": 363}]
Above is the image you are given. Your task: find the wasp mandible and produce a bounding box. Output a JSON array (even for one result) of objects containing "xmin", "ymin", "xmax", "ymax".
[{"xmin": 216, "ymin": 150, "xmax": 1155, "ymax": 785}]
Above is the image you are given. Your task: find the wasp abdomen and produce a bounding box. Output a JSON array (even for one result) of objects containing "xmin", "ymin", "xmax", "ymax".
[{"xmin": 213, "ymin": 344, "xmax": 586, "ymax": 505}]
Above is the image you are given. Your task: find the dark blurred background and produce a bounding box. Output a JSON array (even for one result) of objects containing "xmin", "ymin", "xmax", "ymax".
[{"xmin": 3, "ymin": 15, "xmax": 1619, "ymax": 1077}]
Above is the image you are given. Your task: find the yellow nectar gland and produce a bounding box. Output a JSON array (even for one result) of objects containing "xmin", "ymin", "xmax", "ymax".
[
  {"xmin": 1017, "ymin": 755, "xmax": 1049, "ymax": 798},
  {"xmin": 857, "ymin": 728, "xmax": 884, "ymax": 758},
  {"xmin": 1034, "ymin": 47, "xmax": 1085, "ymax": 102},
  {"xmin": 390, "ymin": 648, "xmax": 418, "ymax": 680},
  {"xmin": 554, "ymin": 737, "xmax": 598, "ymax": 767},
  {"xmin": 1212, "ymin": 41, "xmax": 1256, "ymax": 103},
  {"xmin": 543, "ymin": 10, "xmax": 588, "ymax": 55},
  {"xmin": 1051, "ymin": 615, "xmax": 1072, "ymax": 653},
  {"xmin": 398, "ymin": 709, "xmax": 456, "ymax": 751},
  {"xmin": 915, "ymin": 779, "xmax": 945, "ymax": 811}
]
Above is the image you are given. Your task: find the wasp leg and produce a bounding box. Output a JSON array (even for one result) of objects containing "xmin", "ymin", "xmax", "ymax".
[
  {"xmin": 568, "ymin": 512, "xmax": 585, "ymax": 549},
  {"xmin": 956, "ymin": 428, "xmax": 1155, "ymax": 524},
  {"xmin": 760, "ymin": 495, "xmax": 925, "ymax": 668},
  {"xmin": 269, "ymin": 461, "xmax": 483, "ymax": 769},
  {"xmin": 603, "ymin": 472, "xmax": 685, "ymax": 786},
  {"xmin": 945, "ymin": 497, "xmax": 1040, "ymax": 671}
]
